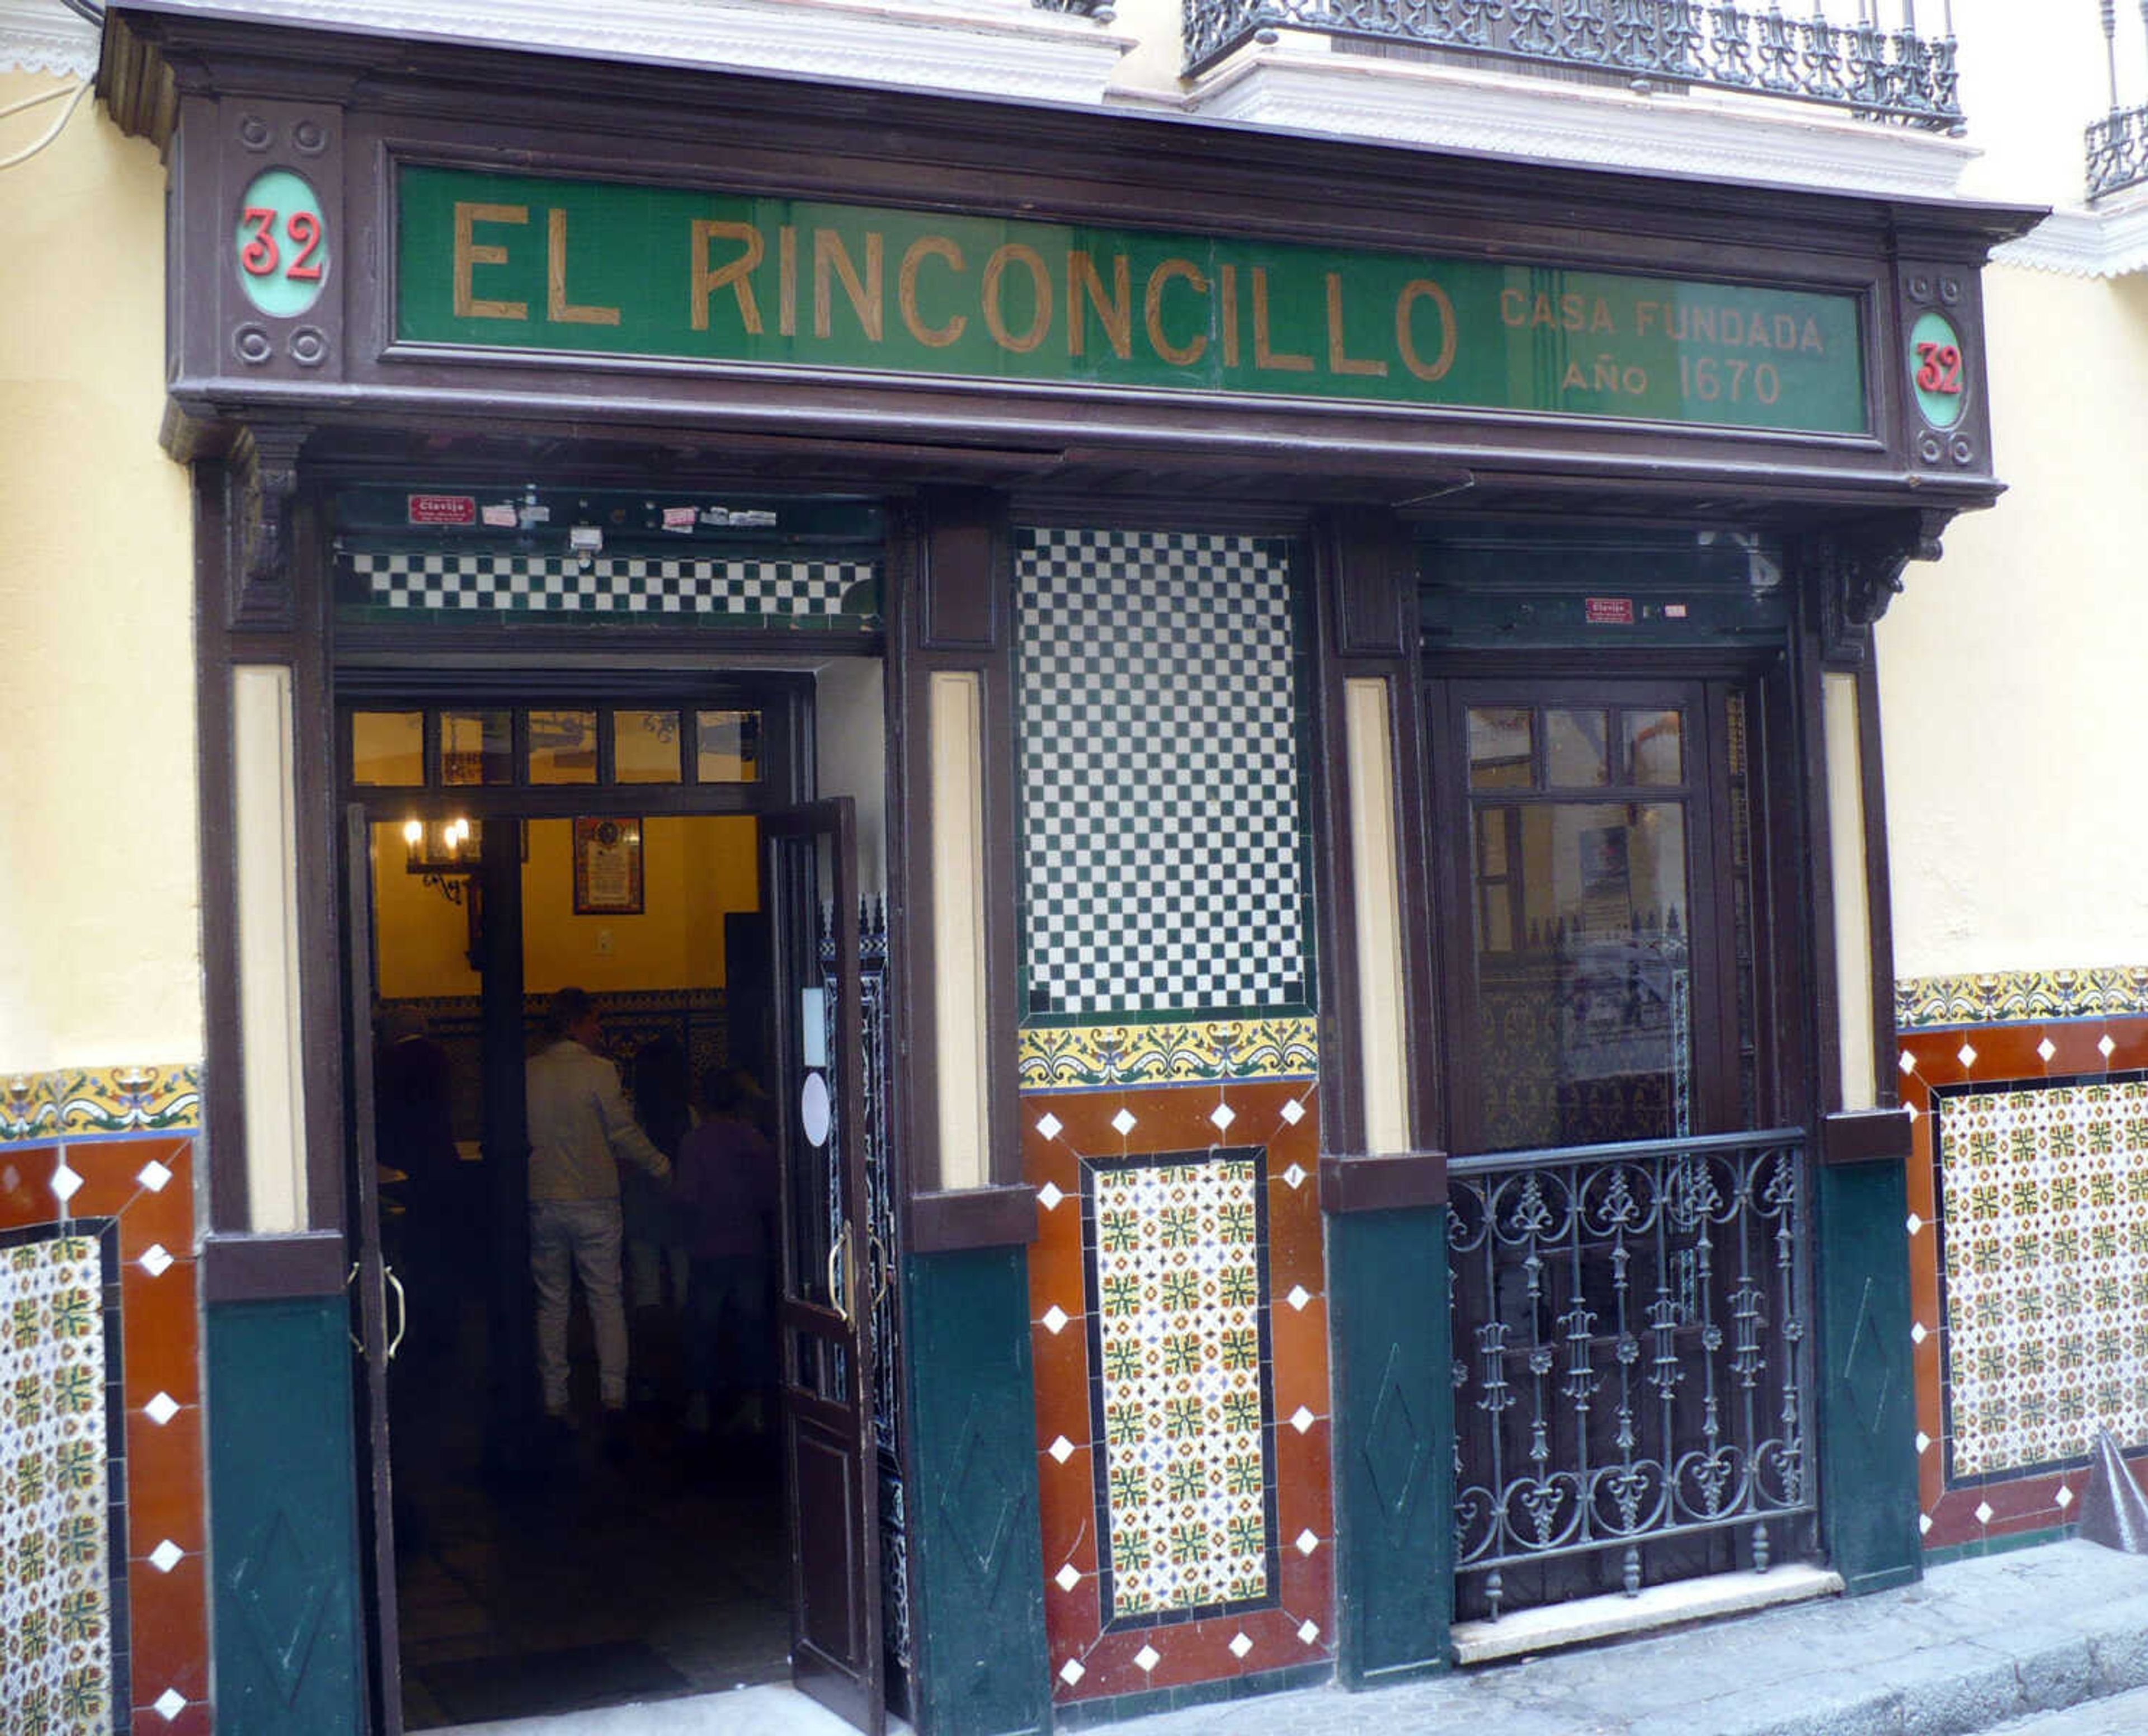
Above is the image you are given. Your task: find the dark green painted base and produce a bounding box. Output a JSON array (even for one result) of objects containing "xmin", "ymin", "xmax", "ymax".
[
  {"xmin": 1814, "ymin": 1159, "xmax": 1924, "ymax": 1598},
  {"xmin": 903, "ymin": 1247, "xmax": 1052, "ymax": 1736},
  {"xmin": 1052, "ymin": 1659, "xmax": 1333, "ymax": 1727},
  {"xmin": 1327, "ymin": 1206, "xmax": 1454, "ymax": 1687},
  {"xmin": 206, "ymin": 1296, "xmax": 368, "ymax": 1736},
  {"xmin": 1923, "ymin": 1524, "xmax": 2076, "ymax": 1568}
]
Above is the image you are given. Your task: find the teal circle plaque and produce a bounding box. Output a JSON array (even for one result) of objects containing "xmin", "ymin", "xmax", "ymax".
[
  {"xmin": 1909, "ymin": 309, "xmax": 1966, "ymax": 431},
  {"xmin": 234, "ymin": 168, "xmax": 329, "ymax": 318}
]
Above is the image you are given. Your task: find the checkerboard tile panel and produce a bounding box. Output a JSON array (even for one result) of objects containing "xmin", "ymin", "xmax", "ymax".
[
  {"xmin": 1085, "ymin": 1150, "xmax": 1275, "ymax": 1625},
  {"xmin": 0, "ymin": 1231, "xmax": 114, "ymax": 1733},
  {"xmin": 1937, "ymin": 1076, "xmax": 2148, "ymax": 1479},
  {"xmin": 345, "ymin": 551, "xmax": 878, "ymax": 619},
  {"xmin": 1016, "ymin": 528, "xmax": 1307, "ymax": 1020}
]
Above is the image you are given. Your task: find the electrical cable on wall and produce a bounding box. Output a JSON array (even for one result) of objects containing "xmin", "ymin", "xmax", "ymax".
[{"xmin": 0, "ymin": 78, "xmax": 92, "ymax": 171}]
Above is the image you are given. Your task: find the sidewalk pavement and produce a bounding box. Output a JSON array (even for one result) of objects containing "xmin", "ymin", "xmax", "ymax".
[{"xmin": 437, "ymin": 1539, "xmax": 2148, "ymax": 1736}]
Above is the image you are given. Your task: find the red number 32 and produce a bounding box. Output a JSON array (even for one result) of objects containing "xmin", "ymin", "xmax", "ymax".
[
  {"xmin": 239, "ymin": 205, "xmax": 325, "ymax": 280},
  {"xmin": 1916, "ymin": 340, "xmax": 1962, "ymax": 395}
]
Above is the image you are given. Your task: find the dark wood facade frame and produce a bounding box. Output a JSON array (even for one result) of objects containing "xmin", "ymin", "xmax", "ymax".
[{"xmin": 117, "ymin": 0, "xmax": 2028, "ymax": 1298}]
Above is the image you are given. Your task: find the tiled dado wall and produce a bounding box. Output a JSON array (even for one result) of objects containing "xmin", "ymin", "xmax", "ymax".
[
  {"xmin": 1016, "ymin": 529, "xmax": 1333, "ymax": 1710},
  {"xmin": 1, "ymin": 1066, "xmax": 206, "ymax": 1733},
  {"xmin": 1896, "ymin": 969, "xmax": 2148, "ymax": 1555}
]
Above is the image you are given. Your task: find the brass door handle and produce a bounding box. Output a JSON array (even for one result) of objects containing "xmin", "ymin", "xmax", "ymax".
[
  {"xmin": 384, "ymin": 1265, "xmax": 408, "ymax": 1363},
  {"xmin": 827, "ymin": 1226, "xmax": 852, "ymax": 1328}
]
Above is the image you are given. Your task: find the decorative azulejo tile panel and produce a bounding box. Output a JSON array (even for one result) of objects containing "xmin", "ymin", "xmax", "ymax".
[
  {"xmin": 1025, "ymin": 1081, "xmax": 1331, "ymax": 1704},
  {"xmin": 1015, "ymin": 528, "xmax": 1309, "ymax": 1023},
  {"xmin": 343, "ymin": 550, "xmax": 880, "ymax": 623},
  {"xmin": 1084, "ymin": 1151, "xmax": 1276, "ymax": 1625},
  {"xmin": 2, "ymin": 1067, "xmax": 201, "ymax": 1145},
  {"xmin": 0, "ymin": 1132, "xmax": 208, "ymax": 1730},
  {"xmin": 0, "ymin": 1227, "xmax": 117, "ymax": 1734},
  {"xmin": 1935, "ymin": 1076, "xmax": 2148, "ymax": 1480},
  {"xmin": 1899, "ymin": 1013, "xmax": 2148, "ymax": 1554},
  {"xmin": 1898, "ymin": 967, "xmax": 2148, "ymax": 1032},
  {"xmin": 1019, "ymin": 1019, "xmax": 1318, "ymax": 1092}
]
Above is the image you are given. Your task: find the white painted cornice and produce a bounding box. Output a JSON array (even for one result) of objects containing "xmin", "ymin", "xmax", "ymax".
[
  {"xmin": 1994, "ymin": 189, "xmax": 2148, "ymax": 277},
  {"xmin": 112, "ymin": 0, "xmax": 1134, "ymax": 105},
  {"xmin": 0, "ymin": 0, "xmax": 98, "ymax": 77},
  {"xmin": 1188, "ymin": 42, "xmax": 1980, "ymax": 201}
]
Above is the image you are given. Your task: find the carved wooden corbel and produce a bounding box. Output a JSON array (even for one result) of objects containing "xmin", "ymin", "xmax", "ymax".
[
  {"xmin": 227, "ymin": 421, "xmax": 312, "ymax": 632},
  {"xmin": 1811, "ymin": 508, "xmax": 1952, "ymax": 665}
]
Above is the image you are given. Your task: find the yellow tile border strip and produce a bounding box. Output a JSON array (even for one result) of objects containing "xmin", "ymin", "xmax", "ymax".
[
  {"xmin": 1018, "ymin": 1018, "xmax": 1318, "ymax": 1090},
  {"xmin": 1896, "ymin": 968, "xmax": 2148, "ymax": 1032},
  {"xmin": 1, "ymin": 1065, "xmax": 203, "ymax": 1142}
]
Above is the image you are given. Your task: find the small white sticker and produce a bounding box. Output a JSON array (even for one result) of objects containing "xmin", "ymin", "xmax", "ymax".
[
  {"xmin": 662, "ymin": 505, "xmax": 696, "ymax": 532},
  {"xmin": 800, "ymin": 987, "xmax": 827, "ymax": 1069},
  {"xmin": 801, "ymin": 1070, "xmax": 832, "ymax": 1149},
  {"xmin": 481, "ymin": 503, "xmax": 518, "ymax": 528}
]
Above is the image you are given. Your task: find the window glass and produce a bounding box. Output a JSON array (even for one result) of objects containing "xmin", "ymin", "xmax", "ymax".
[
  {"xmin": 439, "ymin": 710, "xmax": 513, "ymax": 786},
  {"xmin": 351, "ymin": 711, "xmax": 423, "ymax": 787},
  {"xmin": 1623, "ymin": 709, "xmax": 1685, "ymax": 787},
  {"xmin": 615, "ymin": 709, "xmax": 682, "ymax": 784},
  {"xmin": 1546, "ymin": 709, "xmax": 1610, "ymax": 788},
  {"xmin": 527, "ymin": 709, "xmax": 599, "ymax": 784},
  {"xmin": 1467, "ymin": 707, "xmax": 1533, "ymax": 789},
  {"xmin": 696, "ymin": 709, "xmax": 763, "ymax": 784}
]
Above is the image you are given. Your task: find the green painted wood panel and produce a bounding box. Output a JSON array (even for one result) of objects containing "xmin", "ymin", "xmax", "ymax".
[
  {"xmin": 903, "ymin": 1248, "xmax": 1052, "ymax": 1736},
  {"xmin": 397, "ymin": 165, "xmax": 1868, "ymax": 435},
  {"xmin": 206, "ymin": 1297, "xmax": 368, "ymax": 1735},
  {"xmin": 1329, "ymin": 1206, "xmax": 1454, "ymax": 1686},
  {"xmin": 1814, "ymin": 1159, "xmax": 1924, "ymax": 1596}
]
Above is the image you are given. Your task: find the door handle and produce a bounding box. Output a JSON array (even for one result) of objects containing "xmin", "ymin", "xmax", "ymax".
[
  {"xmin": 384, "ymin": 1265, "xmax": 408, "ymax": 1363},
  {"xmin": 828, "ymin": 1225, "xmax": 856, "ymax": 1328}
]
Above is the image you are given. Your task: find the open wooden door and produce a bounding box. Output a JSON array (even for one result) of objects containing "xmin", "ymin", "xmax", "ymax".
[
  {"xmin": 766, "ymin": 798, "xmax": 884, "ymax": 1734},
  {"xmin": 343, "ymin": 806, "xmax": 405, "ymax": 1735}
]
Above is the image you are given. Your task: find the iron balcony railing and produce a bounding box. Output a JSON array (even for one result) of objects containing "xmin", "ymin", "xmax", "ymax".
[
  {"xmin": 1449, "ymin": 1127, "xmax": 1816, "ymax": 1620},
  {"xmin": 1183, "ymin": 0, "xmax": 1965, "ymax": 133},
  {"xmin": 2089, "ymin": 3, "xmax": 2148, "ymax": 199}
]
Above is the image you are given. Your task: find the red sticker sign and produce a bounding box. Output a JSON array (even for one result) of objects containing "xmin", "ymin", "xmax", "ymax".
[
  {"xmin": 1584, "ymin": 597, "xmax": 1636, "ymax": 625},
  {"xmin": 407, "ymin": 493, "xmax": 477, "ymax": 526}
]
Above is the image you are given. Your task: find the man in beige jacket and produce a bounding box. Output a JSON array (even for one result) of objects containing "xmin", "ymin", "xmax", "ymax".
[{"xmin": 525, "ymin": 986, "xmax": 671, "ymax": 1423}]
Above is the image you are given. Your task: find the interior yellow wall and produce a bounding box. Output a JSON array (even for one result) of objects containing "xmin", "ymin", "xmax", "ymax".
[
  {"xmin": 0, "ymin": 75, "xmax": 200, "ymax": 1071},
  {"xmin": 1878, "ymin": 264, "xmax": 2148, "ymax": 978},
  {"xmin": 374, "ymin": 815, "xmax": 760, "ymax": 1000}
]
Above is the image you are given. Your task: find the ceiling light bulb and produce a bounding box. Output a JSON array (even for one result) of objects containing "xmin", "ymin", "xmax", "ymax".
[{"xmin": 403, "ymin": 818, "xmax": 423, "ymax": 846}]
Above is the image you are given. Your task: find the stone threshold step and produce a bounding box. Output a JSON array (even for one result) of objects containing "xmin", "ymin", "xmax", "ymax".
[{"xmin": 1452, "ymin": 1561, "xmax": 1845, "ymax": 1666}]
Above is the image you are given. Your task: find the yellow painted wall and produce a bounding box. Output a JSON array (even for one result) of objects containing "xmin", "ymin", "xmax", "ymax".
[
  {"xmin": 1878, "ymin": 263, "xmax": 2148, "ymax": 978},
  {"xmin": 373, "ymin": 815, "xmax": 760, "ymax": 1000},
  {"xmin": 0, "ymin": 74, "xmax": 200, "ymax": 1071}
]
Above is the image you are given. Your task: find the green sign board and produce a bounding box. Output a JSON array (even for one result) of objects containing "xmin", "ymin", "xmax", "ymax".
[{"xmin": 396, "ymin": 164, "xmax": 1868, "ymax": 436}]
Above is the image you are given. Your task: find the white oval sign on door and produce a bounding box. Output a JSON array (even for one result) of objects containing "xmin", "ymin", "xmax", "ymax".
[{"xmin": 801, "ymin": 1070, "xmax": 832, "ymax": 1148}]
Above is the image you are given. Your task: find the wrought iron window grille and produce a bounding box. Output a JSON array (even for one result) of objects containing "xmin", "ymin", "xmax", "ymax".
[
  {"xmin": 2088, "ymin": 2, "xmax": 2148, "ymax": 200},
  {"xmin": 1449, "ymin": 1127, "xmax": 1816, "ymax": 1621},
  {"xmin": 1182, "ymin": 1, "xmax": 1965, "ymax": 134}
]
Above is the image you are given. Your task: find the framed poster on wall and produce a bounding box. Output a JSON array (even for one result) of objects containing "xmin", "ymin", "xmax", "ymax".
[{"xmin": 573, "ymin": 816, "xmax": 644, "ymax": 915}]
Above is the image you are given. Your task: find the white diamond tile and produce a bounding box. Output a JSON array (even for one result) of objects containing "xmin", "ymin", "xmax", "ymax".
[
  {"xmin": 1056, "ymin": 1563, "xmax": 1081, "ymax": 1592},
  {"xmin": 2058, "ymin": 1485, "xmax": 2075, "ymax": 1509},
  {"xmin": 1289, "ymin": 1405, "xmax": 1315, "ymax": 1433},
  {"xmin": 1228, "ymin": 1632, "xmax": 1253, "ymax": 1659},
  {"xmin": 1038, "ymin": 1181, "xmax": 1065, "ymax": 1212},
  {"xmin": 50, "ymin": 1163, "xmax": 82, "ymax": 1204},
  {"xmin": 1957, "ymin": 1042, "xmax": 1979, "ymax": 1069},
  {"xmin": 1915, "ymin": 1431, "xmax": 1932, "ymax": 1455},
  {"xmin": 1042, "ymin": 1305, "xmax": 1070, "ymax": 1335},
  {"xmin": 1134, "ymin": 1644, "xmax": 1160, "ymax": 1674},
  {"xmin": 1906, "ymin": 1214, "xmax": 1924, "ymax": 1236},
  {"xmin": 1060, "ymin": 1658, "xmax": 1086, "ymax": 1686},
  {"xmin": 1111, "ymin": 1108, "xmax": 1137, "ymax": 1137},
  {"xmin": 148, "ymin": 1539, "xmax": 183, "ymax": 1574},
  {"xmin": 144, "ymin": 1391, "xmax": 180, "ymax": 1426},
  {"xmin": 1210, "ymin": 1102, "xmax": 1237, "ymax": 1133},
  {"xmin": 1048, "ymin": 1434, "xmax": 1075, "ymax": 1464},
  {"xmin": 138, "ymin": 1158, "xmax": 173, "ymax": 1192},
  {"xmin": 1900, "ymin": 1050, "xmax": 1919, "ymax": 1075},
  {"xmin": 140, "ymin": 1243, "xmax": 175, "ymax": 1277},
  {"xmin": 1295, "ymin": 1528, "xmax": 1320, "ymax": 1556},
  {"xmin": 2038, "ymin": 1038, "xmax": 2058, "ymax": 1063},
  {"xmin": 2101, "ymin": 1034, "xmax": 2118, "ymax": 1058},
  {"xmin": 1975, "ymin": 1500, "xmax": 1995, "ymax": 1526},
  {"xmin": 1280, "ymin": 1098, "xmax": 1305, "ymax": 1125},
  {"xmin": 1037, "ymin": 1113, "xmax": 1064, "ymax": 1141},
  {"xmin": 154, "ymin": 1690, "xmax": 186, "ymax": 1721},
  {"xmin": 1298, "ymin": 1620, "xmax": 1320, "ymax": 1645},
  {"xmin": 1910, "ymin": 1321, "xmax": 1928, "ymax": 1346},
  {"xmin": 1282, "ymin": 1163, "xmax": 1307, "ymax": 1191},
  {"xmin": 1919, "ymin": 1513, "xmax": 1933, "ymax": 1536},
  {"xmin": 1287, "ymin": 1285, "xmax": 1311, "ymax": 1311}
]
